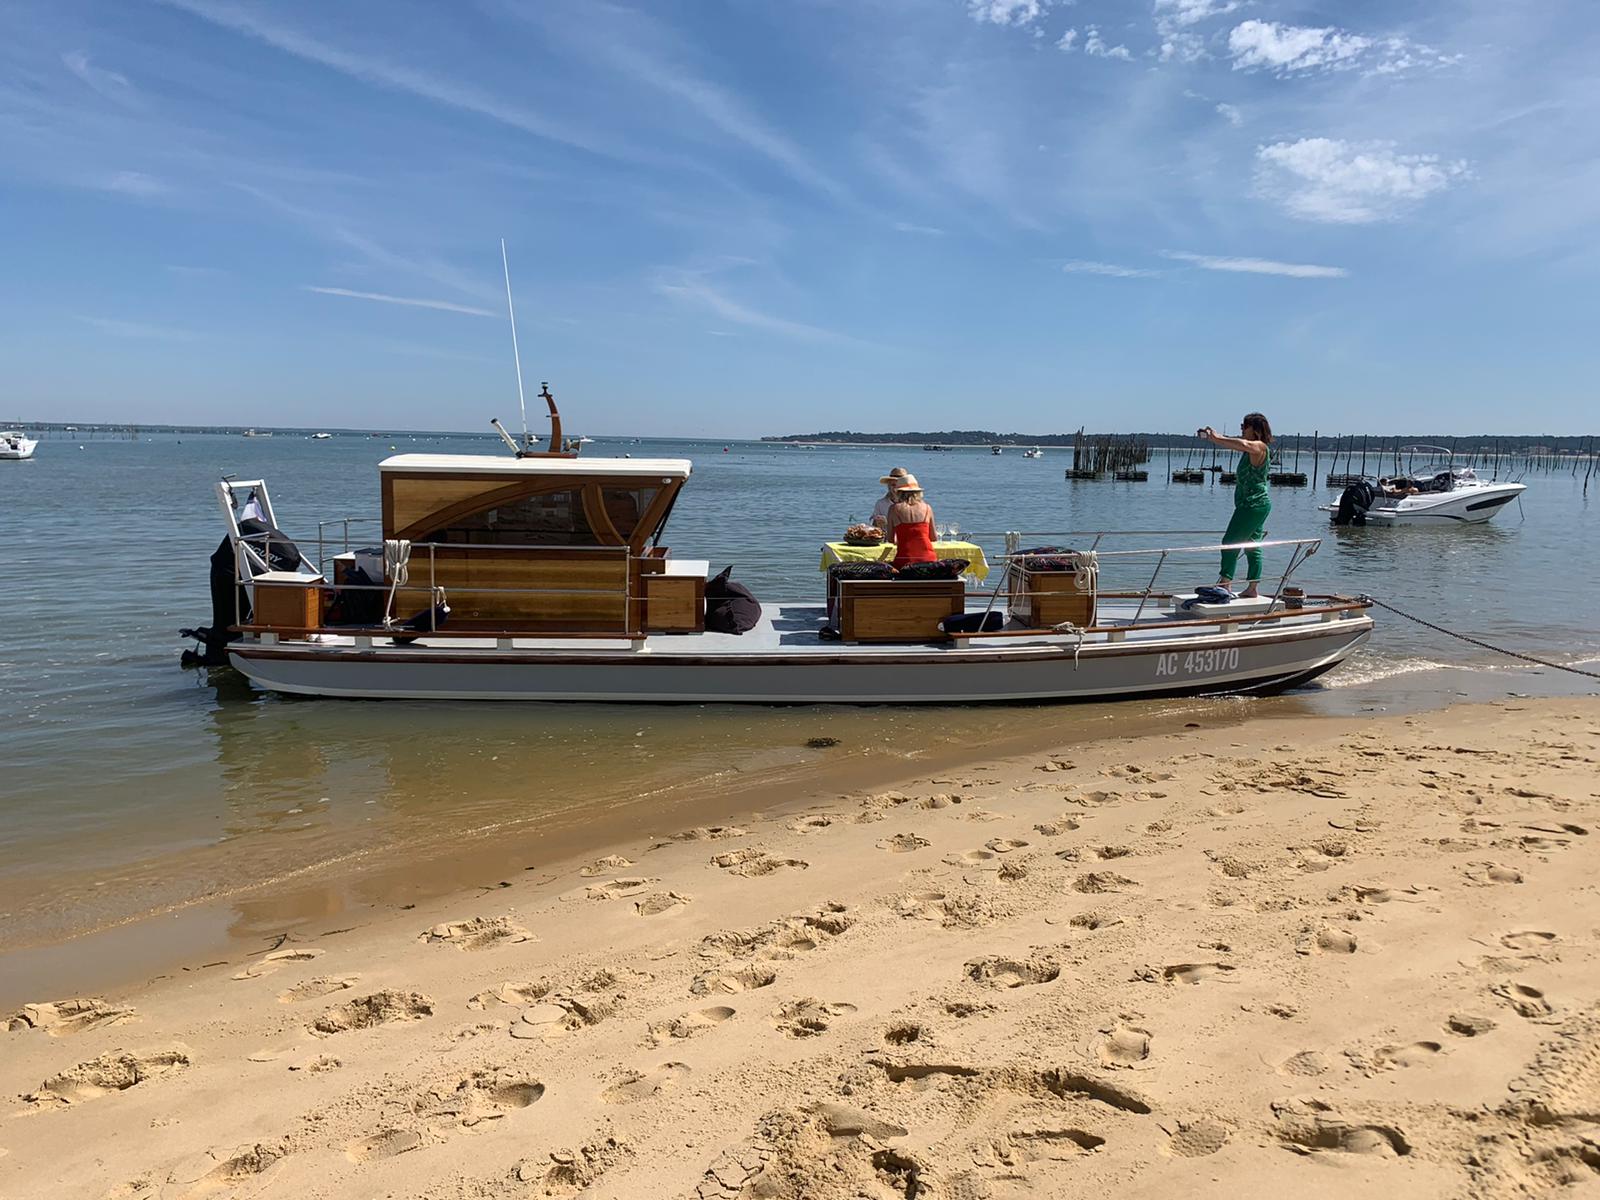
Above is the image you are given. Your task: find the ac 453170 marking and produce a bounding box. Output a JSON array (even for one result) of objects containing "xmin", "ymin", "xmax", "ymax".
[{"xmin": 1155, "ymin": 647, "xmax": 1240, "ymax": 677}]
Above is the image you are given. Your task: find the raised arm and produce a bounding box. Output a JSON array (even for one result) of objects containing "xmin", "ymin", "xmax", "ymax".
[{"xmin": 1200, "ymin": 427, "xmax": 1268, "ymax": 468}]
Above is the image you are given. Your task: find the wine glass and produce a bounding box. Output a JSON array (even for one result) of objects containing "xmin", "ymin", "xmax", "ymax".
[{"xmin": 946, "ymin": 521, "xmax": 960, "ymax": 541}]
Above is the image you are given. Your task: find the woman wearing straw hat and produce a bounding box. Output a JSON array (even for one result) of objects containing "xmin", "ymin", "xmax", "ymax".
[
  {"xmin": 886, "ymin": 474, "xmax": 938, "ymax": 568},
  {"xmin": 870, "ymin": 466, "xmax": 908, "ymax": 530}
]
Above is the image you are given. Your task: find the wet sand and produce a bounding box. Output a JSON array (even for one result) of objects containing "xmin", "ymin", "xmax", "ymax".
[{"xmin": 3, "ymin": 696, "xmax": 1598, "ymax": 1199}]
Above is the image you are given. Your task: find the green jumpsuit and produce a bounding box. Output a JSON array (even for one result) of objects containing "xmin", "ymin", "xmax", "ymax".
[{"xmin": 1221, "ymin": 448, "xmax": 1271, "ymax": 583}]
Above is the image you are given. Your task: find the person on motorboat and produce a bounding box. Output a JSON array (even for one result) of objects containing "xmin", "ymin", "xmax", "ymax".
[
  {"xmin": 871, "ymin": 467, "xmax": 909, "ymax": 529},
  {"xmin": 1199, "ymin": 412, "xmax": 1273, "ymax": 599},
  {"xmin": 886, "ymin": 475, "xmax": 938, "ymax": 568}
]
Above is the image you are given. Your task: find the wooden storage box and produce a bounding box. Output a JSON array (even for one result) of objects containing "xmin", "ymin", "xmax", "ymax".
[
  {"xmin": 643, "ymin": 573, "xmax": 705, "ymax": 633},
  {"xmin": 252, "ymin": 572, "xmax": 323, "ymax": 631},
  {"xmin": 1008, "ymin": 568, "xmax": 1095, "ymax": 629},
  {"xmin": 838, "ymin": 579, "xmax": 964, "ymax": 643}
]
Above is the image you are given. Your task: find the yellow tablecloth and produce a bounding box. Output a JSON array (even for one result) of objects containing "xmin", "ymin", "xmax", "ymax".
[{"xmin": 819, "ymin": 540, "xmax": 990, "ymax": 582}]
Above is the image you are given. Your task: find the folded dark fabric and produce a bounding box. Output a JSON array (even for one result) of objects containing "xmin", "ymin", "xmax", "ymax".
[
  {"xmin": 940, "ymin": 611, "xmax": 1003, "ymax": 633},
  {"xmin": 828, "ymin": 561, "xmax": 896, "ymax": 581},
  {"xmin": 895, "ymin": 558, "xmax": 969, "ymax": 580},
  {"xmin": 1015, "ymin": 546, "xmax": 1079, "ymax": 572}
]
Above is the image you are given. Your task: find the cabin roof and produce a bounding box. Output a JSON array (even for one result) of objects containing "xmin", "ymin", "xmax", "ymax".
[{"xmin": 379, "ymin": 453, "xmax": 692, "ymax": 479}]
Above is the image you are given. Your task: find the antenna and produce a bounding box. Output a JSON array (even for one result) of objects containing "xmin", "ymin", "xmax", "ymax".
[{"xmin": 500, "ymin": 238, "xmax": 529, "ymax": 447}]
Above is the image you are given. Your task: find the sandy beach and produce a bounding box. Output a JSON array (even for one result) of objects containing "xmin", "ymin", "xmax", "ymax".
[{"xmin": 4, "ymin": 696, "xmax": 1598, "ymax": 1199}]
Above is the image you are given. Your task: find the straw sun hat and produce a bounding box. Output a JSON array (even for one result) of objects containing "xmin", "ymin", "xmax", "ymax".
[
  {"xmin": 878, "ymin": 467, "xmax": 908, "ymax": 486},
  {"xmin": 893, "ymin": 474, "xmax": 923, "ymax": 493}
]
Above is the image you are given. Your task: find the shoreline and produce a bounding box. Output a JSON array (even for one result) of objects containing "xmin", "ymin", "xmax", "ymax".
[{"xmin": 4, "ymin": 694, "xmax": 1597, "ymax": 1198}]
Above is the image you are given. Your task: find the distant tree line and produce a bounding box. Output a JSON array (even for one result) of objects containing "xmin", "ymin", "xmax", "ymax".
[{"xmin": 764, "ymin": 431, "xmax": 1596, "ymax": 452}]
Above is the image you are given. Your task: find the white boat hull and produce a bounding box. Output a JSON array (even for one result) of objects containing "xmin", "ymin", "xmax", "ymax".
[
  {"xmin": 229, "ymin": 610, "xmax": 1372, "ymax": 703},
  {"xmin": 1324, "ymin": 480, "xmax": 1525, "ymax": 526},
  {"xmin": 0, "ymin": 438, "xmax": 38, "ymax": 460}
]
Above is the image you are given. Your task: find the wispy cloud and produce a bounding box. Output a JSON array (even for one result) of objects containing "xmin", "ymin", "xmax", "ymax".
[
  {"xmin": 1215, "ymin": 102, "xmax": 1242, "ymax": 127},
  {"xmin": 1227, "ymin": 20, "xmax": 1462, "ymax": 77},
  {"xmin": 966, "ymin": 0, "xmax": 1049, "ymax": 28},
  {"xmin": 155, "ymin": 0, "xmax": 619, "ymax": 158},
  {"xmin": 1154, "ymin": 0, "xmax": 1242, "ymax": 28},
  {"xmin": 654, "ymin": 274, "xmax": 861, "ymax": 345},
  {"xmin": 1255, "ymin": 138, "xmax": 1470, "ymax": 224},
  {"xmin": 1164, "ymin": 251, "xmax": 1349, "ymax": 278},
  {"xmin": 61, "ymin": 51, "xmax": 135, "ymax": 103},
  {"xmin": 892, "ymin": 221, "xmax": 947, "ymax": 236},
  {"xmin": 1062, "ymin": 259, "xmax": 1159, "ymax": 278},
  {"xmin": 305, "ymin": 287, "xmax": 499, "ymax": 318},
  {"xmin": 1083, "ymin": 27, "xmax": 1134, "ymax": 61},
  {"xmin": 75, "ymin": 315, "xmax": 198, "ymax": 339},
  {"xmin": 102, "ymin": 170, "xmax": 166, "ymax": 197}
]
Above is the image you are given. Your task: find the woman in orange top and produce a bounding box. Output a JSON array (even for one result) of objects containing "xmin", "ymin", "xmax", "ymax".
[{"xmin": 886, "ymin": 475, "xmax": 937, "ymax": 567}]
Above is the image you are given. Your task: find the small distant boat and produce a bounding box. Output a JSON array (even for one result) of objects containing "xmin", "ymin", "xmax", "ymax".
[
  {"xmin": 1023, "ymin": 447, "xmax": 1044, "ymax": 459},
  {"xmin": 242, "ymin": 429, "xmax": 273, "ymax": 438},
  {"xmin": 311, "ymin": 432, "xmax": 333, "ymax": 440},
  {"xmin": 923, "ymin": 444, "xmax": 950, "ymax": 452},
  {"xmin": 1323, "ymin": 447, "xmax": 1526, "ymax": 526},
  {"xmin": 1, "ymin": 430, "xmax": 39, "ymax": 460},
  {"xmin": 991, "ymin": 445, "xmax": 1003, "ymax": 456},
  {"xmin": 576, "ymin": 436, "xmax": 594, "ymax": 444}
]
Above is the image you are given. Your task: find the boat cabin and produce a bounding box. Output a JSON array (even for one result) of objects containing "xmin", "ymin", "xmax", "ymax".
[{"xmin": 373, "ymin": 453, "xmax": 696, "ymax": 633}]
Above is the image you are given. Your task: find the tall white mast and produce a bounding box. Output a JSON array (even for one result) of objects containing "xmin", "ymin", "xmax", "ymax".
[{"xmin": 500, "ymin": 238, "xmax": 529, "ymax": 446}]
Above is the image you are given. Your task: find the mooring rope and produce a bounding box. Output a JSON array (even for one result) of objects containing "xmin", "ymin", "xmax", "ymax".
[{"xmin": 1361, "ymin": 595, "xmax": 1600, "ymax": 681}]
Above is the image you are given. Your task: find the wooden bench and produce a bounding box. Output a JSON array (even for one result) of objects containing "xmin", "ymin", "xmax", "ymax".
[{"xmin": 837, "ymin": 578, "xmax": 964, "ymax": 643}]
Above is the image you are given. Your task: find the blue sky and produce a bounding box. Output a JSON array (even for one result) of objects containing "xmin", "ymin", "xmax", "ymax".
[{"xmin": 2, "ymin": 0, "xmax": 1596, "ymax": 437}]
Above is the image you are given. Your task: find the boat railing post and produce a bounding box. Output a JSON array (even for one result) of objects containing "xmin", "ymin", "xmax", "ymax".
[
  {"xmin": 429, "ymin": 545, "xmax": 437, "ymax": 631},
  {"xmin": 1130, "ymin": 550, "xmax": 1166, "ymax": 623}
]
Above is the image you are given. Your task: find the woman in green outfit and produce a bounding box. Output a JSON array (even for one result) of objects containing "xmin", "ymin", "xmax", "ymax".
[{"xmin": 1199, "ymin": 412, "xmax": 1273, "ymax": 598}]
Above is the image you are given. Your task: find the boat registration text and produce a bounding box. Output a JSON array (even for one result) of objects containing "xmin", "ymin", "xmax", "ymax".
[{"xmin": 1155, "ymin": 647, "xmax": 1240, "ymax": 677}]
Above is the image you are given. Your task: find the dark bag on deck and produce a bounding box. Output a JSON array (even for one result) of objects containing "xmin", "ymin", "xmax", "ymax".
[{"xmin": 705, "ymin": 566, "xmax": 762, "ymax": 635}]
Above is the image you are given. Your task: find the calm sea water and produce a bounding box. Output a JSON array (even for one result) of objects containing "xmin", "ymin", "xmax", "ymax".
[{"xmin": 2, "ymin": 431, "xmax": 1596, "ymax": 979}]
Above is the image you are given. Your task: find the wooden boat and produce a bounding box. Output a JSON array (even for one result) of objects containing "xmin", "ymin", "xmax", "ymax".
[{"xmin": 191, "ymin": 393, "xmax": 1374, "ymax": 704}]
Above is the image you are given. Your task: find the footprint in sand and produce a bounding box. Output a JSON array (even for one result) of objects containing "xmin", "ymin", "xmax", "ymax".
[
  {"xmin": 311, "ymin": 991, "xmax": 433, "ymax": 1036},
  {"xmin": 771, "ymin": 998, "xmax": 858, "ymax": 1038},
  {"xmin": 601, "ymin": 1062, "xmax": 689, "ymax": 1104},
  {"xmin": 1446, "ymin": 1013, "xmax": 1497, "ymax": 1038},
  {"xmin": 421, "ymin": 916, "xmax": 533, "ymax": 950},
  {"xmin": 711, "ymin": 849, "xmax": 808, "ymax": 877},
  {"xmin": 345, "ymin": 1129, "xmax": 423, "ymax": 1163},
  {"xmin": 877, "ymin": 833, "xmax": 930, "ymax": 853},
  {"xmin": 412, "ymin": 1070, "xmax": 545, "ymax": 1127},
  {"xmin": 581, "ymin": 878, "xmax": 658, "ymax": 901},
  {"xmin": 26, "ymin": 1046, "xmax": 192, "ymax": 1106},
  {"xmin": 884, "ymin": 1022, "xmax": 927, "ymax": 1046},
  {"xmin": 1033, "ymin": 818, "xmax": 1081, "ymax": 836},
  {"xmin": 892, "ymin": 891, "xmax": 949, "ymax": 921},
  {"xmin": 1279, "ymin": 1050, "xmax": 1333, "ymax": 1078},
  {"xmin": 634, "ymin": 891, "xmax": 691, "ymax": 917},
  {"xmin": 290, "ymin": 1054, "xmax": 342, "ymax": 1073},
  {"xmin": 1072, "ymin": 872, "xmax": 1139, "ymax": 894},
  {"xmin": 579, "ymin": 855, "xmax": 635, "ymax": 877},
  {"xmin": 1373, "ymin": 1042, "xmax": 1443, "ymax": 1069},
  {"xmin": 1491, "ymin": 981, "xmax": 1556, "ymax": 1021},
  {"xmin": 989, "ymin": 1127, "xmax": 1106, "ymax": 1165},
  {"xmin": 509, "ymin": 979, "xmax": 618, "ymax": 1041},
  {"xmin": 646, "ymin": 1006, "xmax": 735, "ymax": 1046},
  {"xmin": 1093, "ymin": 1024, "xmax": 1152, "ymax": 1069},
  {"xmin": 985, "ymin": 838, "xmax": 1029, "ymax": 853},
  {"xmin": 789, "ymin": 815, "xmax": 836, "ymax": 833},
  {"xmin": 1158, "ymin": 962, "xmax": 1236, "ymax": 986},
  {"xmin": 1302, "ymin": 928, "xmax": 1358, "ymax": 956},
  {"xmin": 166, "ymin": 1142, "xmax": 287, "ymax": 1192},
  {"xmin": 691, "ymin": 964, "xmax": 778, "ymax": 996},
  {"xmin": 233, "ymin": 948, "xmax": 323, "ymax": 980},
  {"xmin": 468, "ymin": 981, "xmax": 551, "ymax": 1011},
  {"xmin": 1162, "ymin": 1120, "xmax": 1230, "ymax": 1158},
  {"xmin": 1500, "ymin": 931, "xmax": 1558, "ymax": 951},
  {"xmin": 964, "ymin": 956, "xmax": 1061, "ymax": 989},
  {"xmin": 6, "ymin": 998, "xmax": 135, "ymax": 1037},
  {"xmin": 278, "ymin": 975, "xmax": 360, "ymax": 1004},
  {"xmin": 1271, "ymin": 1099, "xmax": 1410, "ymax": 1158},
  {"xmin": 1481, "ymin": 863, "xmax": 1525, "ymax": 884},
  {"xmin": 945, "ymin": 849, "xmax": 996, "ymax": 865}
]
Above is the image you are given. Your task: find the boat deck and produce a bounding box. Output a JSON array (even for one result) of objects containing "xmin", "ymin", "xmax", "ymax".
[{"xmin": 269, "ymin": 595, "xmax": 1335, "ymax": 658}]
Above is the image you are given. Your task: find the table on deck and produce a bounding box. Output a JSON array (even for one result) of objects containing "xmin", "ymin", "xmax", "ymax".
[{"xmin": 818, "ymin": 540, "xmax": 991, "ymax": 583}]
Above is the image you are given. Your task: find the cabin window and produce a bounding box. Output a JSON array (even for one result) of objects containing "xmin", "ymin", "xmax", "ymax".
[
  {"xmin": 600, "ymin": 485, "xmax": 659, "ymax": 541},
  {"xmin": 421, "ymin": 488, "xmax": 597, "ymax": 546}
]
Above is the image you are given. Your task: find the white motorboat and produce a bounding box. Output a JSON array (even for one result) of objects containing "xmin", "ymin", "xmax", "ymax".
[
  {"xmin": 1323, "ymin": 447, "xmax": 1525, "ymax": 526},
  {"xmin": 1023, "ymin": 447, "xmax": 1044, "ymax": 459},
  {"xmin": 1, "ymin": 430, "xmax": 38, "ymax": 460},
  {"xmin": 186, "ymin": 390, "xmax": 1374, "ymax": 704},
  {"xmin": 311, "ymin": 432, "xmax": 333, "ymax": 440}
]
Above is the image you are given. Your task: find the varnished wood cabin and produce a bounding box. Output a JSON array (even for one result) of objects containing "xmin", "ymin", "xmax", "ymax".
[{"xmin": 376, "ymin": 454, "xmax": 698, "ymax": 634}]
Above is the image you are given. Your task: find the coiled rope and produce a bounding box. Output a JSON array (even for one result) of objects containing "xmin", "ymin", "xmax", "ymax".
[{"xmin": 1361, "ymin": 595, "xmax": 1600, "ymax": 681}]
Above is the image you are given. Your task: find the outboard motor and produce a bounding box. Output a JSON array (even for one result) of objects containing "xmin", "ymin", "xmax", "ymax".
[
  {"xmin": 1331, "ymin": 480, "xmax": 1377, "ymax": 526},
  {"xmin": 180, "ymin": 519, "xmax": 304, "ymax": 667}
]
